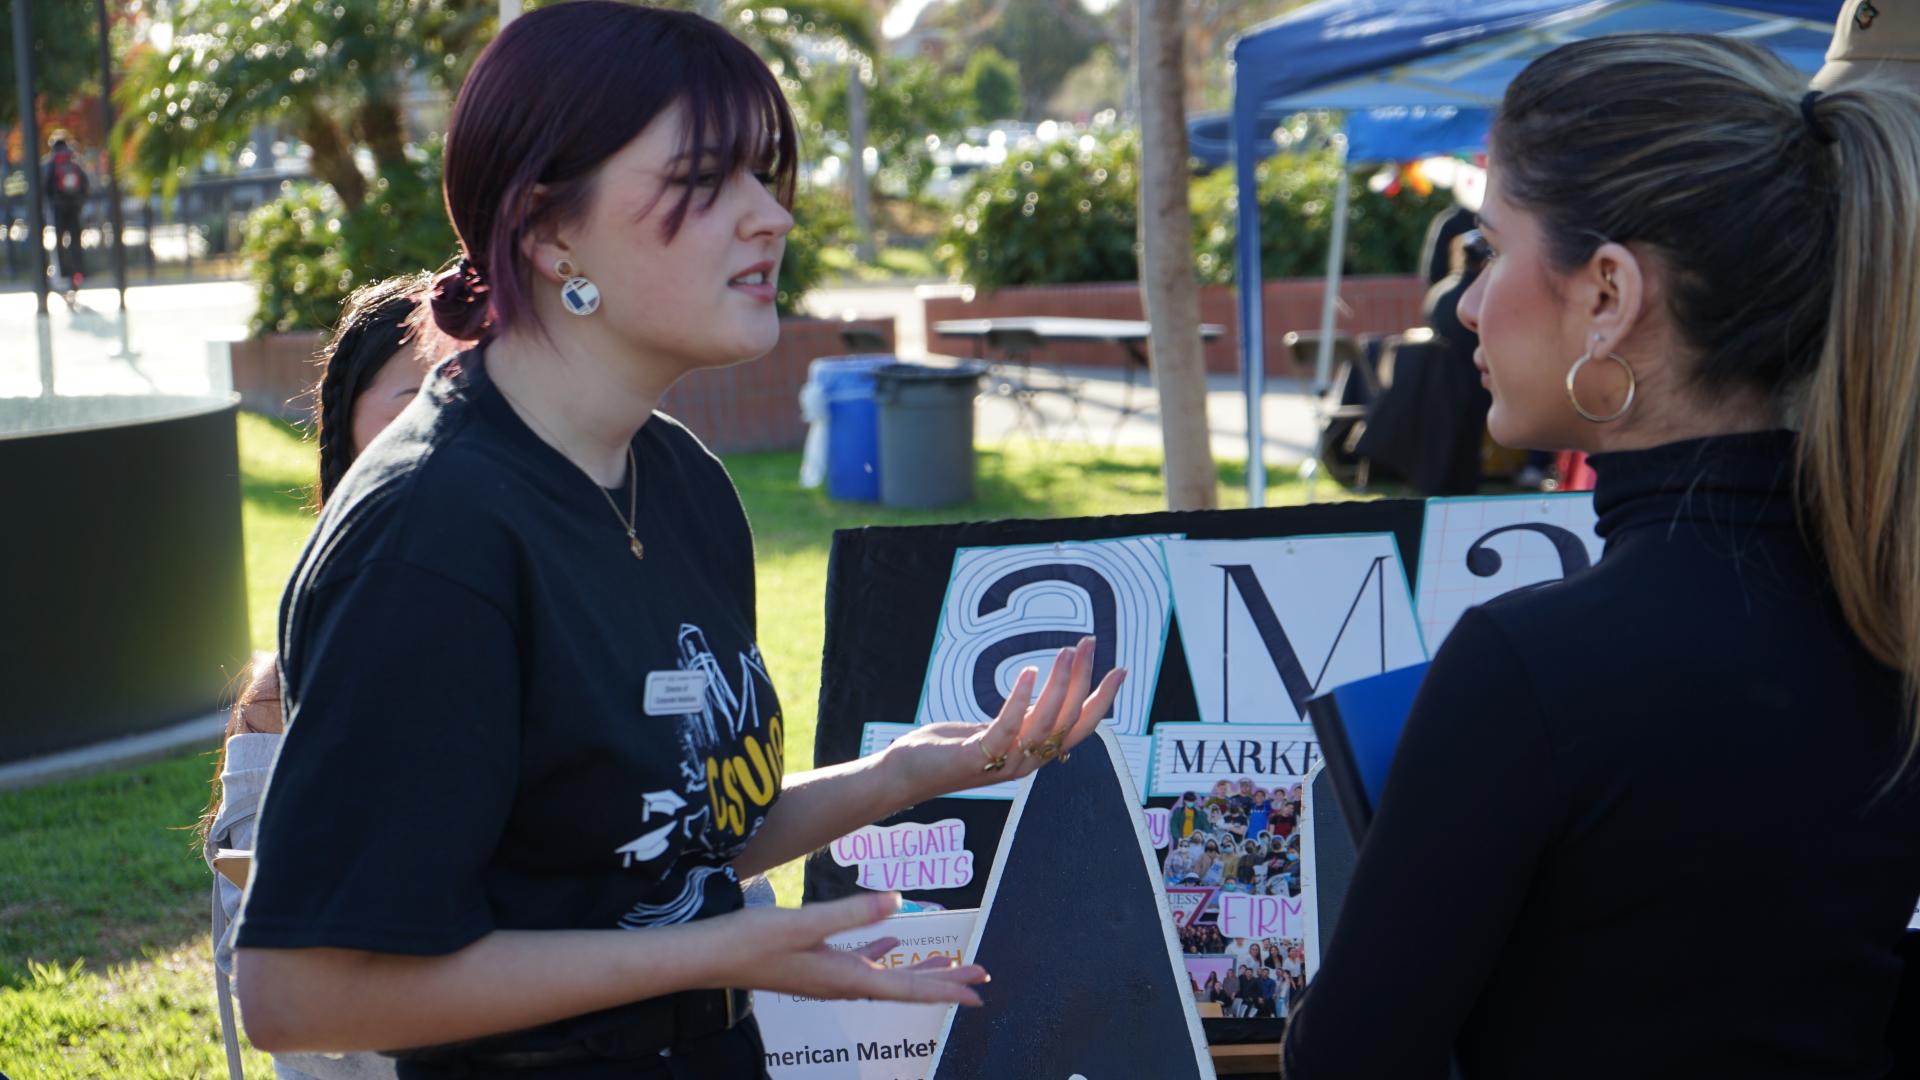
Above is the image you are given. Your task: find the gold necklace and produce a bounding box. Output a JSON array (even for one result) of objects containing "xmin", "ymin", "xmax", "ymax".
[
  {"xmin": 596, "ymin": 445, "xmax": 644, "ymax": 560},
  {"xmin": 505, "ymin": 387, "xmax": 644, "ymax": 560}
]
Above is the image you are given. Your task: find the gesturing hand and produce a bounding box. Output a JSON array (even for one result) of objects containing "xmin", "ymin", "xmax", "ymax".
[
  {"xmin": 887, "ymin": 636, "xmax": 1126, "ymax": 803},
  {"xmin": 720, "ymin": 892, "xmax": 988, "ymax": 1006}
]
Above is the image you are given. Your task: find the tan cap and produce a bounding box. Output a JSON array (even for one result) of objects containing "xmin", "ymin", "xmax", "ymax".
[{"xmin": 1813, "ymin": 0, "xmax": 1920, "ymax": 90}]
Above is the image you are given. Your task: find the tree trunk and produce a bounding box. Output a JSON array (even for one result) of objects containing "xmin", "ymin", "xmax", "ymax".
[
  {"xmin": 297, "ymin": 110, "xmax": 366, "ymax": 208},
  {"xmin": 847, "ymin": 64, "xmax": 875, "ymax": 263},
  {"xmin": 356, "ymin": 95, "xmax": 409, "ymax": 174},
  {"xmin": 1135, "ymin": 0, "xmax": 1216, "ymax": 511}
]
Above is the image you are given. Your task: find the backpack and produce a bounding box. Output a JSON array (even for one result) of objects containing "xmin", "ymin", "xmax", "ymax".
[{"xmin": 50, "ymin": 151, "xmax": 87, "ymax": 198}]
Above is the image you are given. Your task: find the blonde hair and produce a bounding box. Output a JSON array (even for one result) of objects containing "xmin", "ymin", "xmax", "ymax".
[
  {"xmin": 1800, "ymin": 85, "xmax": 1920, "ymax": 783},
  {"xmin": 1494, "ymin": 34, "xmax": 1920, "ymax": 783}
]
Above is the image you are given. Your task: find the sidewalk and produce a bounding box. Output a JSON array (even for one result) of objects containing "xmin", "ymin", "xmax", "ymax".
[
  {"xmin": 0, "ymin": 280, "xmax": 254, "ymax": 399},
  {"xmin": 4, "ymin": 278, "xmax": 1325, "ymax": 467}
]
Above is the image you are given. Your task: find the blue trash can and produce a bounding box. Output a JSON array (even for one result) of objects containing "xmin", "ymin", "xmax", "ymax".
[{"xmin": 805, "ymin": 356, "xmax": 892, "ymax": 502}]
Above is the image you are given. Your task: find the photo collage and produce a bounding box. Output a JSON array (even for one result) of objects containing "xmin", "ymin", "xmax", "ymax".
[{"xmin": 1161, "ymin": 777, "xmax": 1310, "ymax": 1019}]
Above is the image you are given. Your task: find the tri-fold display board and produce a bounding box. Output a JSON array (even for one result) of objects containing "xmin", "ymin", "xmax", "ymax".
[{"xmin": 805, "ymin": 492, "xmax": 1604, "ymax": 1051}]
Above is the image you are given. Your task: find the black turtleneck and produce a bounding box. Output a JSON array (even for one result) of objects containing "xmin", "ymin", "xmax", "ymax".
[{"xmin": 1284, "ymin": 432, "xmax": 1920, "ymax": 1079}]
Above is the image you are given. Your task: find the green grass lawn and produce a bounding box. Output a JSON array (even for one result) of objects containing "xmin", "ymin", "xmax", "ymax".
[
  {"xmin": 0, "ymin": 410, "xmax": 1333, "ymax": 1077},
  {"xmin": 816, "ymin": 244, "xmax": 940, "ymax": 283}
]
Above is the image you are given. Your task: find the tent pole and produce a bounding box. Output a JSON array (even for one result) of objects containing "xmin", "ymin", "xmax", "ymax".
[
  {"xmin": 1231, "ymin": 61, "xmax": 1266, "ymax": 508},
  {"xmin": 1306, "ymin": 138, "xmax": 1350, "ymax": 504},
  {"xmin": 1314, "ymin": 139, "xmax": 1350, "ymax": 394}
]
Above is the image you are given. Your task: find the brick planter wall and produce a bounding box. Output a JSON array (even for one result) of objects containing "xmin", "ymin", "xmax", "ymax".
[
  {"xmin": 228, "ymin": 332, "xmax": 327, "ymax": 422},
  {"xmin": 922, "ymin": 276, "xmax": 1428, "ymax": 376},
  {"xmin": 659, "ymin": 317, "xmax": 894, "ymax": 454},
  {"xmin": 220, "ymin": 317, "xmax": 895, "ymax": 455}
]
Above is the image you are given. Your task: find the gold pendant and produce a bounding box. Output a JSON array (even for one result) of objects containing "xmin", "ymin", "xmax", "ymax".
[{"xmin": 629, "ymin": 535, "xmax": 645, "ymax": 560}]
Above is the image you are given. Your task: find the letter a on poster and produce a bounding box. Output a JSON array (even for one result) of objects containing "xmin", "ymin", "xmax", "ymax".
[
  {"xmin": 1415, "ymin": 494, "xmax": 1604, "ymax": 649},
  {"xmin": 1164, "ymin": 534, "xmax": 1426, "ymax": 726},
  {"xmin": 928, "ymin": 728, "xmax": 1215, "ymax": 1080},
  {"xmin": 914, "ymin": 536, "xmax": 1175, "ymax": 736}
]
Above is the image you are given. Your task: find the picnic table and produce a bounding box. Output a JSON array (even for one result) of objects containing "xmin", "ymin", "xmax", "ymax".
[{"xmin": 932, "ymin": 317, "xmax": 1227, "ymax": 430}]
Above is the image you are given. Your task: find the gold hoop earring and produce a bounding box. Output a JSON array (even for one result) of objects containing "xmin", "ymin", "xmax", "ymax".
[
  {"xmin": 554, "ymin": 258, "xmax": 600, "ymax": 317},
  {"xmin": 1566, "ymin": 336, "xmax": 1636, "ymax": 423}
]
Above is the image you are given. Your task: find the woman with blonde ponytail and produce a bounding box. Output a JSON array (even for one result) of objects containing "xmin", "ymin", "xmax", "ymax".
[{"xmin": 1283, "ymin": 28, "xmax": 1920, "ymax": 1080}]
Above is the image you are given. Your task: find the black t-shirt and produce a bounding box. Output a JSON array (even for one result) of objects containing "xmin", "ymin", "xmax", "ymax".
[{"xmin": 236, "ymin": 346, "xmax": 785, "ymax": 1061}]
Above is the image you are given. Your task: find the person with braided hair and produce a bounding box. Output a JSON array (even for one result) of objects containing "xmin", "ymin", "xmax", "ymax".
[{"xmin": 199, "ymin": 274, "xmax": 447, "ymax": 1080}]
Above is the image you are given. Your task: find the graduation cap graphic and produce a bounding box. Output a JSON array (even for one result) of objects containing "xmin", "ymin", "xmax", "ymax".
[{"xmin": 927, "ymin": 727, "xmax": 1216, "ymax": 1080}]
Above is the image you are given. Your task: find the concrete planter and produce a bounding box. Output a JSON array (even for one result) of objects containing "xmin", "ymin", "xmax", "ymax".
[
  {"xmin": 1, "ymin": 398, "xmax": 248, "ymax": 760},
  {"xmin": 219, "ymin": 316, "xmax": 897, "ymax": 455},
  {"xmin": 922, "ymin": 276, "xmax": 1429, "ymax": 376}
]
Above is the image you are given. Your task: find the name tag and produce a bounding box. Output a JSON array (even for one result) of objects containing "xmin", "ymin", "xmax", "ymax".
[{"xmin": 645, "ymin": 670, "xmax": 710, "ymax": 717}]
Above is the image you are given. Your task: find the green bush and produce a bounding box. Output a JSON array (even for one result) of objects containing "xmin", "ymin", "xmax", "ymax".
[
  {"xmin": 243, "ymin": 144, "xmax": 456, "ymax": 336},
  {"xmin": 811, "ymin": 56, "xmax": 972, "ymax": 202},
  {"xmin": 964, "ymin": 48, "xmax": 1023, "ymax": 123},
  {"xmin": 242, "ymin": 185, "xmax": 352, "ymax": 336},
  {"xmin": 937, "ymin": 129, "xmax": 1453, "ymax": 290},
  {"xmin": 935, "ymin": 129, "xmax": 1141, "ymax": 290},
  {"xmin": 780, "ymin": 184, "xmax": 847, "ymax": 316},
  {"xmin": 1190, "ymin": 156, "xmax": 1452, "ymax": 285}
]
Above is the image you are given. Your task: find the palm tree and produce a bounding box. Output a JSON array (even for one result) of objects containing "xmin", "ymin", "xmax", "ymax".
[
  {"xmin": 116, "ymin": 0, "xmax": 489, "ymax": 206},
  {"xmin": 661, "ymin": 0, "xmax": 878, "ymax": 73},
  {"xmin": 119, "ymin": 0, "xmax": 869, "ymax": 207}
]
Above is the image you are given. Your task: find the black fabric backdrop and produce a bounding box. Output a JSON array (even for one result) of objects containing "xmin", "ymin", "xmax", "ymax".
[{"xmin": 803, "ymin": 499, "xmax": 1428, "ymax": 1046}]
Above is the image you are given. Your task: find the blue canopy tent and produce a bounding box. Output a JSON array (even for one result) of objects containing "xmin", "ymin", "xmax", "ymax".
[
  {"xmin": 1226, "ymin": 0, "xmax": 1843, "ymax": 504},
  {"xmin": 1189, "ymin": 105, "xmax": 1491, "ymax": 170}
]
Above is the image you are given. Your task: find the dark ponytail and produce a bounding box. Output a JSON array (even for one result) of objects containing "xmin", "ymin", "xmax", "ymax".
[
  {"xmin": 1494, "ymin": 34, "xmax": 1920, "ymax": 784},
  {"xmin": 429, "ymin": 255, "xmax": 492, "ymax": 343}
]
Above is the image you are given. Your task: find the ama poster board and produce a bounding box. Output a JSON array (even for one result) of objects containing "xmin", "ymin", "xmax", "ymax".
[
  {"xmin": 806, "ymin": 495, "xmax": 1602, "ymax": 1045},
  {"xmin": 805, "ymin": 500, "xmax": 1427, "ymax": 1044}
]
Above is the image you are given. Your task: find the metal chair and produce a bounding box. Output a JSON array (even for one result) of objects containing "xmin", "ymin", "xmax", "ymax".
[
  {"xmin": 982, "ymin": 326, "xmax": 1086, "ymax": 441},
  {"xmin": 1284, "ymin": 331, "xmax": 1375, "ymax": 488}
]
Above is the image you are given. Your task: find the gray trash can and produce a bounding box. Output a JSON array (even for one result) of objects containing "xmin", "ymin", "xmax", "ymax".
[{"xmin": 873, "ymin": 362, "xmax": 986, "ymax": 508}]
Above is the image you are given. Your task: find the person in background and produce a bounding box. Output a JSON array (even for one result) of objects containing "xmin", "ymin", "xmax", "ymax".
[
  {"xmin": 1270, "ymin": 792, "xmax": 1297, "ymax": 839},
  {"xmin": 1162, "ymin": 837, "xmax": 1198, "ymax": 883},
  {"xmin": 1420, "ymin": 202, "xmax": 1477, "ymax": 290},
  {"xmin": 42, "ymin": 132, "xmax": 89, "ymax": 303},
  {"xmin": 1172, "ymin": 791, "xmax": 1201, "ymax": 838},
  {"xmin": 1246, "ymin": 787, "xmax": 1271, "ymax": 837},
  {"xmin": 202, "ymin": 273, "xmax": 446, "ymax": 1080}
]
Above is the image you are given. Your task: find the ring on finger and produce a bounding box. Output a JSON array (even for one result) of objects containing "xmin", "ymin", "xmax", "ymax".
[
  {"xmin": 1024, "ymin": 737, "xmax": 1061, "ymax": 762},
  {"xmin": 979, "ymin": 742, "xmax": 1008, "ymax": 772}
]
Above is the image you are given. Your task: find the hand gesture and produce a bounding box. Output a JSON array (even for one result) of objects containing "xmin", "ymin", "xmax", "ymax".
[
  {"xmin": 721, "ymin": 892, "xmax": 987, "ymax": 1005},
  {"xmin": 888, "ymin": 636, "xmax": 1126, "ymax": 803}
]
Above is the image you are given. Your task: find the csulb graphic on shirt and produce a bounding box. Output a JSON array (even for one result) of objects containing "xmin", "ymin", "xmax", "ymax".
[{"xmin": 614, "ymin": 624, "xmax": 785, "ymax": 930}]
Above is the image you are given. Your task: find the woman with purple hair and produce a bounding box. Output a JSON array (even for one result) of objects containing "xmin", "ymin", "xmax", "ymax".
[{"xmin": 229, "ymin": 5, "xmax": 1125, "ymax": 1076}]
